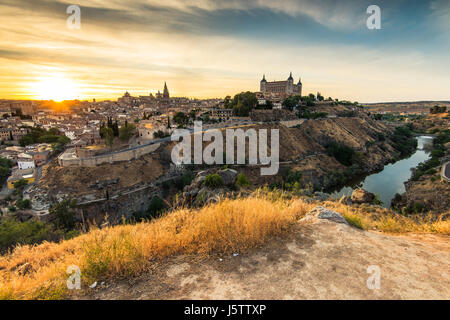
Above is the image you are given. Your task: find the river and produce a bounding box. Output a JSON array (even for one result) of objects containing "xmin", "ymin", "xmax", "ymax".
[{"xmin": 328, "ymin": 136, "xmax": 433, "ymax": 207}]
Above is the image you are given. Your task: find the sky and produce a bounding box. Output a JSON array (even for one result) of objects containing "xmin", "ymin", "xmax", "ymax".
[{"xmin": 0, "ymin": 0, "xmax": 449, "ymax": 102}]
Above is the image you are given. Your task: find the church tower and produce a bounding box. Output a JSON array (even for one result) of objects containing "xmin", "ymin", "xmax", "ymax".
[
  {"xmin": 163, "ymin": 82, "xmax": 170, "ymax": 99},
  {"xmin": 260, "ymin": 74, "xmax": 267, "ymax": 93}
]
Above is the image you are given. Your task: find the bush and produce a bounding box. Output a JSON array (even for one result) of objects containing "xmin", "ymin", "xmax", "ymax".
[
  {"xmin": 236, "ymin": 173, "xmax": 250, "ymax": 188},
  {"xmin": 376, "ymin": 132, "xmax": 385, "ymax": 141},
  {"xmin": 390, "ymin": 126, "xmax": 417, "ymax": 156},
  {"xmin": 0, "ymin": 218, "xmax": 62, "ymax": 254},
  {"xmin": 204, "ymin": 174, "xmax": 224, "ymax": 188},
  {"xmin": 174, "ymin": 170, "xmax": 194, "ymax": 190},
  {"xmin": 49, "ymin": 199, "xmax": 77, "ymax": 231},
  {"xmin": 147, "ymin": 196, "xmax": 165, "ymax": 218},
  {"xmin": 118, "ymin": 123, "xmax": 136, "ymax": 141},
  {"xmin": 326, "ymin": 142, "xmax": 355, "ymax": 166},
  {"xmin": 17, "ymin": 199, "xmax": 31, "ymax": 210}
]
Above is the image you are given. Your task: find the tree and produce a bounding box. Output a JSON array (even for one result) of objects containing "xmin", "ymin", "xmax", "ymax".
[
  {"xmin": 223, "ymin": 96, "xmax": 232, "ymax": 109},
  {"xmin": 230, "ymin": 92, "xmax": 257, "ymax": 116},
  {"xmin": 236, "ymin": 173, "xmax": 250, "ymax": 188},
  {"xmin": 282, "ymin": 95, "xmax": 301, "ymax": 110},
  {"xmin": 100, "ymin": 127, "xmax": 114, "ymax": 147},
  {"xmin": 19, "ymin": 135, "xmax": 34, "ymax": 147},
  {"xmin": 119, "ymin": 123, "xmax": 136, "ymax": 141},
  {"xmin": 430, "ymin": 105, "xmax": 447, "ymax": 114},
  {"xmin": 147, "ymin": 196, "xmax": 165, "ymax": 218},
  {"xmin": 316, "ymin": 92, "xmax": 324, "ymax": 101},
  {"xmin": 112, "ymin": 120, "xmax": 119, "ymax": 137},
  {"xmin": 173, "ymin": 112, "xmax": 188, "ymax": 126},
  {"xmin": 50, "ymin": 199, "xmax": 77, "ymax": 230}
]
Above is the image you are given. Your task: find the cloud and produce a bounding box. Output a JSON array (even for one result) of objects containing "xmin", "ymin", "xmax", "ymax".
[{"xmin": 0, "ymin": 0, "xmax": 449, "ymax": 101}]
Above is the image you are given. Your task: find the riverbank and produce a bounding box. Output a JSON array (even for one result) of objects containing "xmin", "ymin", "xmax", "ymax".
[
  {"xmin": 391, "ymin": 129, "xmax": 449, "ymax": 215},
  {"xmin": 328, "ymin": 135, "xmax": 433, "ymax": 207}
]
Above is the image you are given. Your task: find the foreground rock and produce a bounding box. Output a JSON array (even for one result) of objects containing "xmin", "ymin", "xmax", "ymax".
[
  {"xmin": 302, "ymin": 206, "xmax": 348, "ymax": 225},
  {"xmin": 217, "ymin": 169, "xmax": 238, "ymax": 186},
  {"xmin": 351, "ymin": 188, "xmax": 375, "ymax": 204}
]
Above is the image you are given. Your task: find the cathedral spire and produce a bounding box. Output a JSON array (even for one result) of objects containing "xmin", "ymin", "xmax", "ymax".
[{"xmin": 163, "ymin": 81, "xmax": 169, "ymax": 98}]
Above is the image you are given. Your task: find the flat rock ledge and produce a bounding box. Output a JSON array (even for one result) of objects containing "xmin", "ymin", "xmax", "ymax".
[{"xmin": 301, "ymin": 206, "xmax": 349, "ymax": 225}]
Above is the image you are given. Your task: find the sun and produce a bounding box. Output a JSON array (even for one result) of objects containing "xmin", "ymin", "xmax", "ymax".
[{"xmin": 31, "ymin": 75, "xmax": 80, "ymax": 102}]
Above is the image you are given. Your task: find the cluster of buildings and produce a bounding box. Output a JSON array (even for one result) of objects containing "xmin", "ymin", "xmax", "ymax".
[
  {"xmin": 256, "ymin": 72, "xmax": 302, "ymax": 108},
  {"xmin": 0, "ymin": 76, "xmax": 307, "ymax": 190},
  {"xmin": 1, "ymin": 144, "xmax": 52, "ymax": 189}
]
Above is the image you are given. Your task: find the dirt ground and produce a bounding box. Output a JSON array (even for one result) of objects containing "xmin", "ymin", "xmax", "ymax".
[
  {"xmin": 40, "ymin": 153, "xmax": 164, "ymax": 196},
  {"xmin": 80, "ymin": 219, "xmax": 450, "ymax": 300}
]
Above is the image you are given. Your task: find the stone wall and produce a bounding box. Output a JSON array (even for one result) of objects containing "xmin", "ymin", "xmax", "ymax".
[
  {"xmin": 280, "ymin": 119, "xmax": 305, "ymax": 128},
  {"xmin": 77, "ymin": 184, "xmax": 162, "ymax": 225},
  {"xmin": 250, "ymin": 109, "xmax": 297, "ymax": 122},
  {"xmin": 58, "ymin": 143, "xmax": 160, "ymax": 167}
]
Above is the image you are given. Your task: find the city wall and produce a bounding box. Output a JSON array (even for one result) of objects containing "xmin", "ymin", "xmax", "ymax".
[
  {"xmin": 58, "ymin": 143, "xmax": 161, "ymax": 167},
  {"xmin": 280, "ymin": 119, "xmax": 305, "ymax": 128}
]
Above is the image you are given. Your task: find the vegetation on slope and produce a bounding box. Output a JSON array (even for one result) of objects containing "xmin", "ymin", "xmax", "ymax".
[
  {"xmin": 411, "ymin": 129, "xmax": 450, "ymax": 181},
  {"xmin": 1, "ymin": 190, "xmax": 448, "ymax": 300}
]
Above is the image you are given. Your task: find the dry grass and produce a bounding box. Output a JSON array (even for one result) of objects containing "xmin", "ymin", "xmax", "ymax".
[
  {"xmin": 0, "ymin": 191, "xmax": 448, "ymax": 300},
  {"xmin": 0, "ymin": 192, "xmax": 313, "ymax": 300},
  {"xmin": 323, "ymin": 201, "xmax": 450, "ymax": 234}
]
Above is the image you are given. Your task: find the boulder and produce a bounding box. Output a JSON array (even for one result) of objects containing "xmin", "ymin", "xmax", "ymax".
[
  {"xmin": 313, "ymin": 192, "xmax": 329, "ymax": 201},
  {"xmin": 339, "ymin": 195, "xmax": 352, "ymax": 206},
  {"xmin": 302, "ymin": 206, "xmax": 348, "ymax": 224},
  {"xmin": 351, "ymin": 188, "xmax": 375, "ymax": 204},
  {"xmin": 217, "ymin": 169, "xmax": 238, "ymax": 186}
]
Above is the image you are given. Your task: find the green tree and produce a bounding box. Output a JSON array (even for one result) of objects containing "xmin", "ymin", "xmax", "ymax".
[
  {"xmin": 173, "ymin": 112, "xmax": 189, "ymax": 126},
  {"xmin": 19, "ymin": 135, "xmax": 34, "ymax": 147},
  {"xmin": 50, "ymin": 199, "xmax": 77, "ymax": 230},
  {"xmin": 147, "ymin": 196, "xmax": 165, "ymax": 218},
  {"xmin": 223, "ymin": 96, "xmax": 232, "ymax": 109},
  {"xmin": 230, "ymin": 92, "xmax": 257, "ymax": 116},
  {"xmin": 236, "ymin": 173, "xmax": 250, "ymax": 188},
  {"xmin": 282, "ymin": 95, "xmax": 301, "ymax": 110},
  {"xmin": 204, "ymin": 174, "xmax": 224, "ymax": 188},
  {"xmin": 119, "ymin": 123, "xmax": 136, "ymax": 141},
  {"xmin": 100, "ymin": 127, "xmax": 114, "ymax": 147}
]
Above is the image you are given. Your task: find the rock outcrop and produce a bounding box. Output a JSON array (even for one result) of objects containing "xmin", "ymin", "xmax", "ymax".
[
  {"xmin": 351, "ymin": 188, "xmax": 375, "ymax": 204},
  {"xmin": 301, "ymin": 206, "xmax": 349, "ymax": 224}
]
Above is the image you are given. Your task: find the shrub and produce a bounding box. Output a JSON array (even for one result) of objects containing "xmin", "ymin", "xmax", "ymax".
[
  {"xmin": 0, "ymin": 218, "xmax": 62, "ymax": 254},
  {"xmin": 376, "ymin": 132, "xmax": 385, "ymax": 141},
  {"xmin": 236, "ymin": 173, "xmax": 250, "ymax": 188},
  {"xmin": 49, "ymin": 199, "xmax": 77, "ymax": 231},
  {"xmin": 390, "ymin": 126, "xmax": 417, "ymax": 156},
  {"xmin": 326, "ymin": 141, "xmax": 355, "ymax": 166},
  {"xmin": 204, "ymin": 174, "xmax": 224, "ymax": 188},
  {"xmin": 16, "ymin": 199, "xmax": 31, "ymax": 210},
  {"xmin": 147, "ymin": 196, "xmax": 165, "ymax": 218},
  {"xmin": 174, "ymin": 171, "xmax": 194, "ymax": 190}
]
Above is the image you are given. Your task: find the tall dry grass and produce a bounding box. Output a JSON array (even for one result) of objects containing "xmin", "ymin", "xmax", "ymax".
[
  {"xmin": 324, "ymin": 201, "xmax": 450, "ymax": 234},
  {"xmin": 0, "ymin": 191, "xmax": 448, "ymax": 300},
  {"xmin": 0, "ymin": 193, "xmax": 313, "ymax": 300}
]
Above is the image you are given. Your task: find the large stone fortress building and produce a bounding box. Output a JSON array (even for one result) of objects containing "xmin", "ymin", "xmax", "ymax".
[{"xmin": 260, "ymin": 72, "xmax": 302, "ymax": 97}]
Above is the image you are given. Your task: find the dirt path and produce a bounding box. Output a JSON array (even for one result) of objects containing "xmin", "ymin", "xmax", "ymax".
[{"xmin": 82, "ymin": 219, "xmax": 450, "ymax": 300}]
